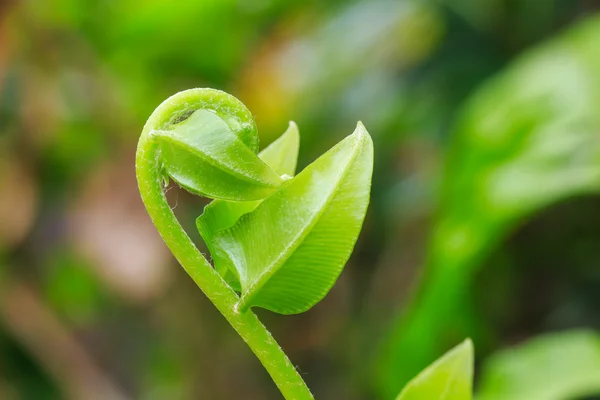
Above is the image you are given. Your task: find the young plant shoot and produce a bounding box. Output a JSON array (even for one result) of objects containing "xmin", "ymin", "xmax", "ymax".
[{"xmin": 136, "ymin": 88, "xmax": 373, "ymax": 399}]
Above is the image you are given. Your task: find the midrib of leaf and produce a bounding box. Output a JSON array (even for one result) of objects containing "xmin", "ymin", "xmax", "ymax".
[
  {"xmin": 238, "ymin": 130, "xmax": 366, "ymax": 311},
  {"xmin": 154, "ymin": 129, "xmax": 281, "ymax": 188}
]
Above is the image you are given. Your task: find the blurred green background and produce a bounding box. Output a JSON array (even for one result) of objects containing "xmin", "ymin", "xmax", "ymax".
[{"xmin": 2, "ymin": 0, "xmax": 600, "ymax": 399}]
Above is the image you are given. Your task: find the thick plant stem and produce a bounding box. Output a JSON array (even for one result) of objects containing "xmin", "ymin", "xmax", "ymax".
[{"xmin": 136, "ymin": 133, "xmax": 314, "ymax": 400}]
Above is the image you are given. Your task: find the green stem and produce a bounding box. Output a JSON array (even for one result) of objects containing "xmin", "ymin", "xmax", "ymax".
[{"xmin": 136, "ymin": 132, "xmax": 314, "ymax": 400}]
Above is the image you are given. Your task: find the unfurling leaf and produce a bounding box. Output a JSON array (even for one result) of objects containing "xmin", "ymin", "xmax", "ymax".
[
  {"xmin": 197, "ymin": 123, "xmax": 300, "ymax": 290},
  {"xmin": 396, "ymin": 339, "xmax": 474, "ymax": 400},
  {"xmin": 211, "ymin": 123, "xmax": 373, "ymax": 314},
  {"xmin": 153, "ymin": 93, "xmax": 282, "ymax": 201},
  {"xmin": 138, "ymin": 87, "xmax": 371, "ymax": 399}
]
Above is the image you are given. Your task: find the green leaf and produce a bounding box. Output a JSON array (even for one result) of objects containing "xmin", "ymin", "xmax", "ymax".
[
  {"xmin": 211, "ymin": 123, "xmax": 373, "ymax": 314},
  {"xmin": 477, "ymin": 330, "xmax": 600, "ymax": 400},
  {"xmin": 153, "ymin": 101, "xmax": 282, "ymax": 201},
  {"xmin": 197, "ymin": 122, "xmax": 300, "ymax": 290},
  {"xmin": 397, "ymin": 339, "xmax": 473, "ymax": 400}
]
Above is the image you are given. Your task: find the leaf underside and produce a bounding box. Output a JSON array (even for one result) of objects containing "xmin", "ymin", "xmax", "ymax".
[{"xmin": 212, "ymin": 123, "xmax": 373, "ymax": 314}]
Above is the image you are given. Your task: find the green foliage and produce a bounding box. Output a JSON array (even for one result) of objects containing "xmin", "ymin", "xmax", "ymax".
[
  {"xmin": 137, "ymin": 88, "xmax": 372, "ymax": 398},
  {"xmin": 377, "ymin": 15, "xmax": 600, "ymax": 397},
  {"xmin": 477, "ymin": 330, "xmax": 600, "ymax": 400},
  {"xmin": 197, "ymin": 122, "xmax": 300, "ymax": 291},
  {"xmin": 211, "ymin": 123, "xmax": 373, "ymax": 314},
  {"xmin": 397, "ymin": 340, "xmax": 473, "ymax": 400},
  {"xmin": 8, "ymin": 1, "xmax": 600, "ymax": 399}
]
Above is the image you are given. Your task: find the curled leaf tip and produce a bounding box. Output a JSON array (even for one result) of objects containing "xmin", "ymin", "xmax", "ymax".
[{"xmin": 143, "ymin": 88, "xmax": 285, "ymax": 201}]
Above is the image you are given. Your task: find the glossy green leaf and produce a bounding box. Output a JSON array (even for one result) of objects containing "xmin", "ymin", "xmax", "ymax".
[
  {"xmin": 477, "ymin": 330, "xmax": 600, "ymax": 400},
  {"xmin": 197, "ymin": 122, "xmax": 300, "ymax": 290},
  {"xmin": 211, "ymin": 123, "xmax": 373, "ymax": 314},
  {"xmin": 377, "ymin": 16, "xmax": 600, "ymax": 397},
  {"xmin": 397, "ymin": 339, "xmax": 473, "ymax": 400},
  {"xmin": 151, "ymin": 89, "xmax": 283, "ymax": 201}
]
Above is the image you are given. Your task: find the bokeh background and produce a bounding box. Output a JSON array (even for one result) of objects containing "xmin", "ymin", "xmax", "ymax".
[{"xmin": 2, "ymin": 0, "xmax": 600, "ymax": 399}]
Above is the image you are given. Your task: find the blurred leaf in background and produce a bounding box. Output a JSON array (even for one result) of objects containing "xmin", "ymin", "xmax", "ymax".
[
  {"xmin": 376, "ymin": 14, "xmax": 600, "ymax": 398},
  {"xmin": 477, "ymin": 330, "xmax": 600, "ymax": 400}
]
